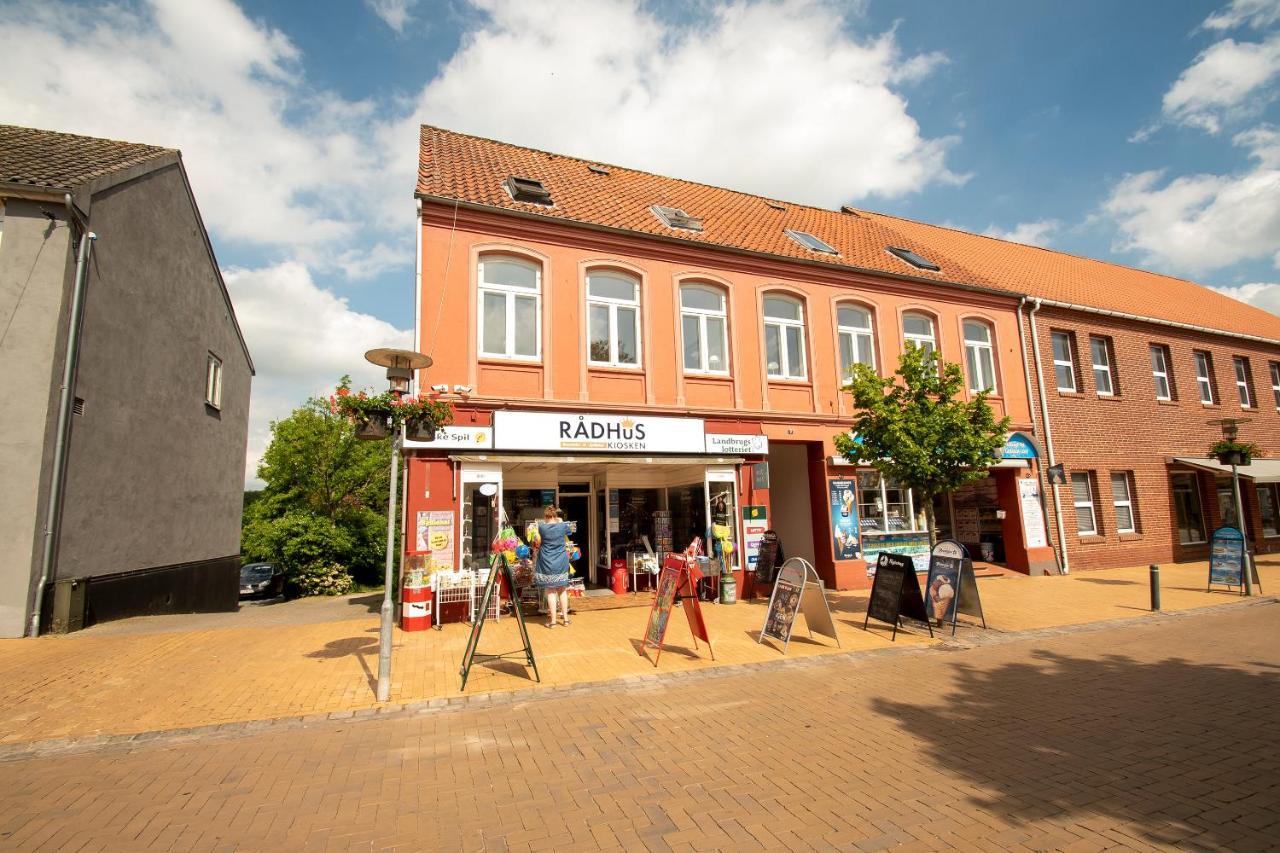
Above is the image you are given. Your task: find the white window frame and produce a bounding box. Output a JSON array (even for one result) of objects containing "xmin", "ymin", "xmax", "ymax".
[
  {"xmin": 1194, "ymin": 351, "xmax": 1214, "ymax": 404},
  {"xmin": 1071, "ymin": 472, "xmax": 1097, "ymax": 536},
  {"xmin": 763, "ymin": 295, "xmax": 807, "ymax": 381},
  {"xmin": 586, "ymin": 271, "xmax": 642, "ymax": 368},
  {"xmin": 1090, "ymin": 336, "xmax": 1114, "ymax": 396},
  {"xmin": 1051, "ymin": 331, "xmax": 1076, "ymax": 392},
  {"xmin": 902, "ymin": 312, "xmax": 936, "ymax": 360},
  {"xmin": 836, "ymin": 304, "xmax": 876, "ymax": 381},
  {"xmin": 679, "ymin": 284, "xmax": 729, "ymax": 375},
  {"xmin": 1271, "ymin": 362, "xmax": 1280, "ymax": 410},
  {"xmin": 205, "ymin": 352, "xmax": 223, "ymax": 409},
  {"xmin": 963, "ymin": 320, "xmax": 996, "ymax": 393},
  {"xmin": 857, "ymin": 471, "xmax": 924, "ymax": 534},
  {"xmin": 1110, "ymin": 472, "xmax": 1135, "ymax": 534},
  {"xmin": 1234, "ymin": 356, "xmax": 1253, "ymax": 408},
  {"xmin": 477, "ymin": 255, "xmax": 542, "ymax": 361},
  {"xmin": 1150, "ymin": 345, "xmax": 1172, "ymax": 401}
]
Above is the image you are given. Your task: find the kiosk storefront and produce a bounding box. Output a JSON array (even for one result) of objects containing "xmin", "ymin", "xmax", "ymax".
[{"xmin": 403, "ymin": 410, "xmax": 767, "ymax": 594}]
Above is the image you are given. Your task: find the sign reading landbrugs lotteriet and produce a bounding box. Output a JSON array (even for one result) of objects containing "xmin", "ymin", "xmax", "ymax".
[{"xmin": 494, "ymin": 411, "xmax": 707, "ymax": 453}]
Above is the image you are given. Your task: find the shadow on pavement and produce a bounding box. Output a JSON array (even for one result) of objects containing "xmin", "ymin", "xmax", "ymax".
[
  {"xmin": 1072, "ymin": 578, "xmax": 1139, "ymax": 585},
  {"xmin": 871, "ymin": 639, "xmax": 1280, "ymax": 848},
  {"xmin": 345, "ymin": 593, "xmax": 383, "ymax": 613},
  {"xmin": 305, "ymin": 637, "xmax": 378, "ymax": 694}
]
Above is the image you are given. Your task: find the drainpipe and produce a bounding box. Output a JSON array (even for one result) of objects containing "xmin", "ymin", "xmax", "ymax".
[
  {"xmin": 1026, "ymin": 298, "xmax": 1070, "ymax": 574},
  {"xmin": 29, "ymin": 196, "xmax": 96, "ymax": 635}
]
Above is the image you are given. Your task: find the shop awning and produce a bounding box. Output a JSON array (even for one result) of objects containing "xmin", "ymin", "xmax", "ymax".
[
  {"xmin": 449, "ymin": 454, "xmax": 744, "ymax": 466},
  {"xmin": 1171, "ymin": 456, "xmax": 1280, "ymax": 483}
]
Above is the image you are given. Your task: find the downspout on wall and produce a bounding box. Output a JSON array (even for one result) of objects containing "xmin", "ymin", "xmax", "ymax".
[
  {"xmin": 29, "ymin": 196, "xmax": 96, "ymax": 635},
  {"xmin": 1026, "ymin": 298, "xmax": 1070, "ymax": 574}
]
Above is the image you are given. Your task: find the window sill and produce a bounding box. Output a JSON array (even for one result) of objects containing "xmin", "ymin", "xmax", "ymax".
[
  {"xmin": 478, "ymin": 357, "xmax": 542, "ymax": 367},
  {"xmin": 1156, "ymin": 399, "xmax": 1179, "ymax": 406},
  {"xmin": 684, "ymin": 371, "xmax": 732, "ymax": 381},
  {"xmin": 1077, "ymin": 535, "xmax": 1106, "ymax": 545},
  {"xmin": 587, "ymin": 364, "xmax": 644, "ymax": 375},
  {"xmin": 1056, "ymin": 390, "xmax": 1080, "ymax": 397},
  {"xmin": 767, "ymin": 377, "xmax": 812, "ymax": 387},
  {"xmin": 1117, "ymin": 532, "xmax": 1143, "ymax": 542},
  {"xmin": 1201, "ymin": 402, "xmax": 1220, "ymax": 408},
  {"xmin": 1095, "ymin": 394, "xmax": 1123, "ymax": 402}
]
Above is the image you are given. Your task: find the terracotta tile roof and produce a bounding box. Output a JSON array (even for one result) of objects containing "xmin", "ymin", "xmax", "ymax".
[
  {"xmin": 0, "ymin": 125, "xmax": 173, "ymax": 191},
  {"xmin": 418, "ymin": 125, "xmax": 995, "ymax": 291},
  {"xmin": 863, "ymin": 212, "xmax": 1280, "ymax": 342},
  {"xmin": 417, "ymin": 125, "xmax": 1280, "ymax": 343}
]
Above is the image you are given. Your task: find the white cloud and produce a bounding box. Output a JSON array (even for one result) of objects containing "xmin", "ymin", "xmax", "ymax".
[
  {"xmin": 1160, "ymin": 35, "xmax": 1280, "ymax": 134},
  {"xmin": 1103, "ymin": 128, "xmax": 1280, "ymax": 275},
  {"xmin": 367, "ymin": 0, "xmax": 419, "ymax": 34},
  {"xmin": 1203, "ymin": 0, "xmax": 1280, "ymax": 32},
  {"xmin": 395, "ymin": 0, "xmax": 964, "ymax": 206},
  {"xmin": 224, "ymin": 262, "xmax": 411, "ymax": 487},
  {"xmin": 1212, "ymin": 281, "xmax": 1280, "ymax": 316},
  {"xmin": 981, "ymin": 219, "xmax": 1059, "ymax": 247}
]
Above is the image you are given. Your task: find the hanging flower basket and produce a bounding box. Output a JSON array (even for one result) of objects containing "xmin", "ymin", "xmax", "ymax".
[
  {"xmin": 404, "ymin": 417, "xmax": 437, "ymax": 441},
  {"xmin": 1210, "ymin": 439, "xmax": 1259, "ymax": 468},
  {"xmin": 1216, "ymin": 450, "xmax": 1251, "ymax": 466},
  {"xmin": 355, "ymin": 411, "xmax": 391, "ymax": 441}
]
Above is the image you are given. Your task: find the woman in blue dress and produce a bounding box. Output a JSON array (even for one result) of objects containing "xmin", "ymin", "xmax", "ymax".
[{"xmin": 534, "ymin": 505, "xmax": 573, "ymax": 627}]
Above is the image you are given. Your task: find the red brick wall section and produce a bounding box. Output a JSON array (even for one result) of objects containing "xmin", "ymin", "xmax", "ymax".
[{"xmin": 1025, "ymin": 306, "xmax": 1280, "ymax": 571}]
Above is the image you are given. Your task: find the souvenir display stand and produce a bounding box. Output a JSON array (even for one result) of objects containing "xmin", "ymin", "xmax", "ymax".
[{"xmin": 459, "ymin": 553, "xmax": 539, "ymax": 690}]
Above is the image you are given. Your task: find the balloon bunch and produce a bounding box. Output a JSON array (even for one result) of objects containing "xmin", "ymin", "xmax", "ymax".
[
  {"xmin": 515, "ymin": 544, "xmax": 532, "ymax": 559},
  {"xmin": 491, "ymin": 526, "xmax": 521, "ymax": 565}
]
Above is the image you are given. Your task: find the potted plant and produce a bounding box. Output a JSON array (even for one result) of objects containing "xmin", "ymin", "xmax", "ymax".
[
  {"xmin": 329, "ymin": 381, "xmax": 394, "ymax": 441},
  {"xmin": 393, "ymin": 394, "xmax": 454, "ymax": 441},
  {"xmin": 1210, "ymin": 438, "xmax": 1260, "ymax": 467}
]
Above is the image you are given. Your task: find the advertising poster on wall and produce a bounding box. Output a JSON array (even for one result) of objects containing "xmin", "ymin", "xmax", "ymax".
[
  {"xmin": 415, "ymin": 511, "xmax": 455, "ymax": 571},
  {"xmin": 863, "ymin": 533, "xmax": 930, "ymax": 576},
  {"xmin": 1018, "ymin": 479, "xmax": 1048, "ymax": 548},
  {"xmin": 829, "ymin": 479, "xmax": 861, "ymax": 560},
  {"xmin": 741, "ymin": 505, "xmax": 769, "ymax": 569}
]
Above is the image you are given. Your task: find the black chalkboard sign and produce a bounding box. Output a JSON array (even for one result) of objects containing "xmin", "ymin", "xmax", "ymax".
[
  {"xmin": 754, "ymin": 530, "xmax": 781, "ymax": 583},
  {"xmin": 864, "ymin": 553, "xmax": 932, "ymax": 641}
]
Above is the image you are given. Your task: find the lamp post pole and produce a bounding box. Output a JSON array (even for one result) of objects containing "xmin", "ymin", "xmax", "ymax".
[
  {"xmin": 365, "ymin": 348, "xmax": 433, "ymax": 703},
  {"xmin": 1210, "ymin": 417, "xmax": 1254, "ymax": 597}
]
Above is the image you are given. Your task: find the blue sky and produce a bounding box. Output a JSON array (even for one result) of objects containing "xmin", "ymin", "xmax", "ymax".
[{"xmin": 2, "ymin": 0, "xmax": 1278, "ymax": 485}]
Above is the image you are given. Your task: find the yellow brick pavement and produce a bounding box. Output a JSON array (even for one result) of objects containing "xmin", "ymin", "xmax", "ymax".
[{"xmin": 0, "ymin": 557, "xmax": 1273, "ymax": 745}]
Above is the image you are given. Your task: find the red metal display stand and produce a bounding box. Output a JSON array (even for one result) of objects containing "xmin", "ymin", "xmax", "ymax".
[{"xmin": 639, "ymin": 555, "xmax": 714, "ymax": 666}]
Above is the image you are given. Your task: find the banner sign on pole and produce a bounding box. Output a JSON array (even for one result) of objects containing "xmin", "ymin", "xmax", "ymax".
[
  {"xmin": 759, "ymin": 558, "xmax": 840, "ymax": 653},
  {"xmin": 863, "ymin": 552, "xmax": 933, "ymax": 642},
  {"xmin": 640, "ymin": 555, "xmax": 714, "ymax": 666},
  {"xmin": 925, "ymin": 540, "xmax": 987, "ymax": 636}
]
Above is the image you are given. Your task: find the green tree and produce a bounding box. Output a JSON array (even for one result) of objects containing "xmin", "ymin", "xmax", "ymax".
[
  {"xmin": 834, "ymin": 345, "xmax": 1011, "ymax": 545},
  {"xmin": 241, "ymin": 379, "xmax": 394, "ymax": 593}
]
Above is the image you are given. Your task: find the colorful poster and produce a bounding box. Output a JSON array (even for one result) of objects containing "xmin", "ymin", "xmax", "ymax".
[
  {"xmin": 1018, "ymin": 479, "xmax": 1048, "ymax": 548},
  {"xmin": 741, "ymin": 505, "xmax": 769, "ymax": 568},
  {"xmin": 415, "ymin": 511, "xmax": 455, "ymax": 571},
  {"xmin": 1209, "ymin": 526, "xmax": 1245, "ymax": 586},
  {"xmin": 829, "ymin": 479, "xmax": 860, "ymax": 560},
  {"xmin": 863, "ymin": 533, "xmax": 930, "ymax": 576}
]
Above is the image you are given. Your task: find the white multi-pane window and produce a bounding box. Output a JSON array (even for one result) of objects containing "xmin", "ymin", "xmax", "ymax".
[
  {"xmin": 1194, "ymin": 351, "xmax": 1215, "ymax": 404},
  {"xmin": 587, "ymin": 270, "xmax": 641, "ymax": 367},
  {"xmin": 1234, "ymin": 356, "xmax": 1253, "ymax": 408},
  {"xmin": 963, "ymin": 321, "xmax": 996, "ymax": 393},
  {"xmin": 1150, "ymin": 345, "xmax": 1172, "ymax": 401},
  {"xmin": 478, "ymin": 255, "xmax": 541, "ymax": 360},
  {"xmin": 857, "ymin": 471, "xmax": 926, "ymax": 533},
  {"xmin": 902, "ymin": 312, "xmax": 936, "ymax": 359},
  {"xmin": 205, "ymin": 353, "xmax": 223, "ymax": 409},
  {"xmin": 1071, "ymin": 472, "xmax": 1097, "ymax": 535},
  {"xmin": 837, "ymin": 304, "xmax": 875, "ymax": 380},
  {"xmin": 680, "ymin": 284, "xmax": 728, "ymax": 374},
  {"xmin": 1110, "ymin": 472, "xmax": 1136, "ymax": 533},
  {"xmin": 763, "ymin": 295, "xmax": 807, "ymax": 380},
  {"xmin": 1090, "ymin": 336, "xmax": 1114, "ymax": 396},
  {"xmin": 1270, "ymin": 362, "xmax": 1280, "ymax": 409},
  {"xmin": 1051, "ymin": 331, "xmax": 1076, "ymax": 391}
]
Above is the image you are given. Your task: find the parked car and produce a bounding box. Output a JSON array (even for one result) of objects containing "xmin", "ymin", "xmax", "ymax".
[{"xmin": 240, "ymin": 563, "xmax": 284, "ymax": 599}]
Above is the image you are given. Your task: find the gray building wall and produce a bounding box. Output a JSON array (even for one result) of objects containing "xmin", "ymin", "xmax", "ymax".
[
  {"xmin": 53, "ymin": 163, "xmax": 251, "ymax": 587},
  {"xmin": 0, "ymin": 199, "xmax": 72, "ymax": 637}
]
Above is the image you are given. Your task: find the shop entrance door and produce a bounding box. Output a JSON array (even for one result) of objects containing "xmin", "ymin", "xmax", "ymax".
[{"xmin": 558, "ymin": 489, "xmax": 592, "ymax": 587}]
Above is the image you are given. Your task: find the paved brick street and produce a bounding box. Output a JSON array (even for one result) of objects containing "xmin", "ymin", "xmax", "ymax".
[{"xmin": 1, "ymin": 600, "xmax": 1277, "ymax": 851}]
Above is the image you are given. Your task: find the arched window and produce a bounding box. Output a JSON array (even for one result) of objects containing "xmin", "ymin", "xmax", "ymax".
[
  {"xmin": 587, "ymin": 270, "xmax": 641, "ymax": 367},
  {"xmin": 902, "ymin": 312, "xmax": 936, "ymax": 358},
  {"xmin": 763, "ymin": 294, "xmax": 807, "ymax": 380},
  {"xmin": 963, "ymin": 320, "xmax": 997, "ymax": 393},
  {"xmin": 478, "ymin": 255, "xmax": 540, "ymax": 359},
  {"xmin": 680, "ymin": 284, "xmax": 729, "ymax": 374},
  {"xmin": 837, "ymin": 304, "xmax": 875, "ymax": 380}
]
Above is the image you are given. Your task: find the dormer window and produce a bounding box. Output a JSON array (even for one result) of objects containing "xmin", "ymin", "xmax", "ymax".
[
  {"xmin": 887, "ymin": 246, "xmax": 940, "ymax": 272},
  {"xmin": 652, "ymin": 205, "xmax": 703, "ymax": 232},
  {"xmin": 505, "ymin": 176, "xmax": 552, "ymax": 205},
  {"xmin": 785, "ymin": 229, "xmax": 838, "ymax": 254}
]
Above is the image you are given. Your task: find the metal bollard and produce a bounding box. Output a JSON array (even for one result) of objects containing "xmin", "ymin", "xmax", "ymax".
[{"xmin": 1149, "ymin": 564, "xmax": 1161, "ymax": 612}]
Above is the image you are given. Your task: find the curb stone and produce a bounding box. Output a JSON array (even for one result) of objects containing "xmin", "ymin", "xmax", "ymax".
[{"xmin": 0, "ymin": 596, "xmax": 1272, "ymax": 763}]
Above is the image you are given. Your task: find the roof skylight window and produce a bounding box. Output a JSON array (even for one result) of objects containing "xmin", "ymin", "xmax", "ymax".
[
  {"xmin": 505, "ymin": 176, "xmax": 552, "ymax": 205},
  {"xmin": 785, "ymin": 229, "xmax": 838, "ymax": 254},
  {"xmin": 886, "ymin": 246, "xmax": 940, "ymax": 272},
  {"xmin": 652, "ymin": 204, "xmax": 704, "ymax": 232}
]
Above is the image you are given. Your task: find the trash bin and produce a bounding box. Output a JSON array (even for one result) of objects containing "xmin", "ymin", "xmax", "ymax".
[
  {"xmin": 610, "ymin": 560, "xmax": 629, "ymax": 595},
  {"xmin": 401, "ymin": 583, "xmax": 432, "ymax": 631},
  {"xmin": 51, "ymin": 577, "xmax": 86, "ymax": 634}
]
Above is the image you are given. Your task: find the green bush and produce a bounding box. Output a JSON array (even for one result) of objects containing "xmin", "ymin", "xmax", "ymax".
[{"xmin": 287, "ymin": 561, "xmax": 354, "ymax": 597}]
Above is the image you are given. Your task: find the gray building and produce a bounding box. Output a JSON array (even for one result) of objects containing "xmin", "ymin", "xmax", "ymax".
[{"xmin": 0, "ymin": 125, "xmax": 253, "ymax": 636}]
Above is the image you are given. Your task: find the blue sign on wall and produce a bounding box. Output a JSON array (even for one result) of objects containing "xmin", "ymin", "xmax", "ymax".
[{"xmin": 1001, "ymin": 433, "xmax": 1038, "ymax": 460}]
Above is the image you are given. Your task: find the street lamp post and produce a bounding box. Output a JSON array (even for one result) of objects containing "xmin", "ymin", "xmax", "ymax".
[
  {"xmin": 365, "ymin": 348, "xmax": 433, "ymax": 702},
  {"xmin": 1209, "ymin": 418, "xmax": 1254, "ymax": 597}
]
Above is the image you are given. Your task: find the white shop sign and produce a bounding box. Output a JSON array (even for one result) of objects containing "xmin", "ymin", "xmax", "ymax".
[
  {"xmin": 705, "ymin": 433, "xmax": 769, "ymax": 455},
  {"xmin": 493, "ymin": 411, "xmax": 706, "ymax": 453},
  {"xmin": 1019, "ymin": 478, "xmax": 1048, "ymax": 549},
  {"xmin": 404, "ymin": 425, "xmax": 494, "ymax": 449}
]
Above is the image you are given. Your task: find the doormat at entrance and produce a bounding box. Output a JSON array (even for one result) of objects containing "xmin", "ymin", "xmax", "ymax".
[{"xmin": 583, "ymin": 588, "xmax": 616, "ymax": 597}]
